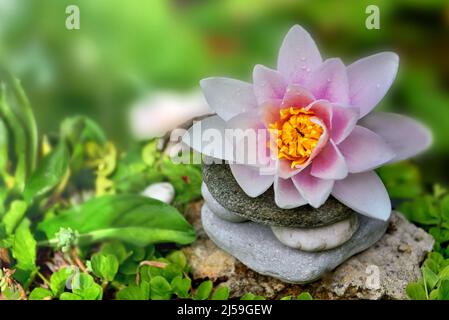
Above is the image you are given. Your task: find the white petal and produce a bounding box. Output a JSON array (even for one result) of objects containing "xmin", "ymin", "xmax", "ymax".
[
  {"xmin": 338, "ymin": 126, "xmax": 395, "ymax": 173},
  {"xmin": 274, "ymin": 176, "xmax": 308, "ymax": 209},
  {"xmin": 253, "ymin": 64, "xmax": 287, "ymax": 105},
  {"xmin": 182, "ymin": 115, "xmax": 233, "ymax": 161},
  {"xmin": 277, "ymin": 25, "xmax": 322, "ymax": 85},
  {"xmin": 332, "ymin": 171, "xmax": 391, "ymax": 221},
  {"xmin": 230, "ymin": 164, "xmax": 274, "ymax": 198},
  {"xmin": 200, "ymin": 77, "xmax": 257, "ymax": 121},
  {"xmin": 347, "ymin": 52, "xmax": 399, "ymax": 118},
  {"xmin": 359, "ymin": 112, "xmax": 432, "ymax": 163},
  {"xmin": 307, "ymin": 58, "xmax": 350, "ymax": 104}
]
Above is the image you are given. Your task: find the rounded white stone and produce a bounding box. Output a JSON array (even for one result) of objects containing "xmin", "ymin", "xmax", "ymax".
[
  {"xmin": 142, "ymin": 182, "xmax": 175, "ymax": 204},
  {"xmin": 201, "ymin": 183, "xmax": 246, "ymax": 223},
  {"xmin": 271, "ymin": 214, "xmax": 359, "ymax": 252}
]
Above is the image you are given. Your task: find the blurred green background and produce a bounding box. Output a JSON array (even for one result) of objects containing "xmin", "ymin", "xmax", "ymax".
[{"xmin": 0, "ymin": 0, "xmax": 448, "ymax": 184}]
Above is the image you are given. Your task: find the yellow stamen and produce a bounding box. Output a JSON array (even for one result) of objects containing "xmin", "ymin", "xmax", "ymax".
[{"xmin": 269, "ymin": 107, "xmax": 323, "ymax": 168}]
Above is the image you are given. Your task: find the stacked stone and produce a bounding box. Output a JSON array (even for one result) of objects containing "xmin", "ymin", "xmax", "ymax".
[{"xmin": 201, "ymin": 164, "xmax": 390, "ymax": 284}]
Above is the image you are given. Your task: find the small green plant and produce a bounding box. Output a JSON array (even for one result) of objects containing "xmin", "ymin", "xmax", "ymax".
[
  {"xmin": 399, "ymin": 185, "xmax": 449, "ymax": 258},
  {"xmin": 400, "ymin": 185, "xmax": 449, "ymax": 300},
  {"xmin": 406, "ymin": 252, "xmax": 449, "ymax": 300},
  {"xmin": 0, "ymin": 72, "xmax": 200, "ymax": 299}
]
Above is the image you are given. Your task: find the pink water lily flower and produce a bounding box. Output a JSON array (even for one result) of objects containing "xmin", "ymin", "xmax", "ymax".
[{"xmin": 184, "ymin": 25, "xmax": 431, "ymax": 221}]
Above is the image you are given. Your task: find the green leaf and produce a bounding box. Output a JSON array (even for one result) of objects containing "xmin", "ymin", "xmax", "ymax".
[
  {"xmin": 171, "ymin": 276, "xmax": 191, "ymax": 298},
  {"xmin": 441, "ymin": 195, "xmax": 449, "ymax": 223},
  {"xmin": 2, "ymin": 200, "xmax": 27, "ymax": 235},
  {"xmin": 1, "ymin": 73, "xmax": 38, "ymax": 172},
  {"xmin": 11, "ymin": 218, "xmax": 36, "ymax": 286},
  {"xmin": 166, "ymin": 250, "xmax": 187, "ymax": 270},
  {"xmin": 23, "ymin": 142, "xmax": 69, "ymax": 204},
  {"xmin": 240, "ymin": 292, "xmax": 265, "ymax": 300},
  {"xmin": 161, "ymin": 160, "xmax": 202, "ymax": 205},
  {"xmin": 60, "ymin": 116, "xmax": 106, "ymax": 172},
  {"xmin": 100, "ymin": 241, "xmax": 131, "ymax": 264},
  {"xmin": 406, "ymin": 282, "xmax": 427, "ymax": 300},
  {"xmin": 438, "ymin": 280, "xmax": 449, "ymax": 300},
  {"xmin": 399, "ymin": 196, "xmax": 440, "ymax": 225},
  {"xmin": 38, "ymin": 194, "xmax": 196, "ymax": 247},
  {"xmin": 119, "ymin": 259, "xmax": 139, "ymax": 275},
  {"xmin": 194, "ymin": 280, "xmax": 213, "ymax": 300},
  {"xmin": 423, "ymin": 257, "xmax": 440, "ymax": 274},
  {"xmin": 211, "ymin": 286, "xmax": 229, "ymax": 300},
  {"xmin": 297, "ymin": 292, "xmax": 313, "ymax": 300},
  {"xmin": 439, "ymin": 265, "xmax": 449, "ymax": 281},
  {"xmin": 429, "ymin": 289, "xmax": 440, "ymax": 300},
  {"xmin": 70, "ymin": 273, "xmax": 103, "ymax": 300},
  {"xmin": 428, "ymin": 252, "xmax": 445, "ymax": 266},
  {"xmin": 429, "ymin": 227, "xmax": 449, "ymax": 246},
  {"xmin": 422, "ymin": 266, "xmax": 439, "ymax": 291},
  {"xmin": 150, "ymin": 276, "xmax": 172, "ymax": 300},
  {"xmin": 60, "ymin": 292, "xmax": 83, "ymax": 300},
  {"xmin": 161, "ymin": 263, "xmax": 183, "ymax": 283},
  {"xmin": 0, "ymin": 117, "xmax": 9, "ymax": 178},
  {"xmin": 128, "ymin": 244, "xmax": 147, "ymax": 262},
  {"xmin": 0, "ymin": 82, "xmax": 28, "ymax": 191},
  {"xmin": 116, "ymin": 283, "xmax": 150, "ymax": 300},
  {"xmin": 50, "ymin": 267, "xmax": 74, "ymax": 296},
  {"xmin": 91, "ymin": 253, "xmax": 119, "ymax": 282},
  {"xmin": 29, "ymin": 288, "xmax": 53, "ymax": 300},
  {"xmin": 61, "ymin": 116, "xmax": 106, "ymax": 146}
]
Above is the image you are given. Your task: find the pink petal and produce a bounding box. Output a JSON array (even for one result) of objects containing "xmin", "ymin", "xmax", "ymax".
[
  {"xmin": 253, "ymin": 65, "xmax": 287, "ymax": 105},
  {"xmin": 259, "ymin": 99, "xmax": 283, "ymax": 126},
  {"xmin": 277, "ymin": 25, "xmax": 323, "ymax": 85},
  {"xmin": 277, "ymin": 159, "xmax": 302, "ymax": 179},
  {"xmin": 307, "ymin": 99, "xmax": 333, "ymax": 130},
  {"xmin": 359, "ymin": 112, "xmax": 432, "ymax": 163},
  {"xmin": 331, "ymin": 105, "xmax": 359, "ymax": 144},
  {"xmin": 311, "ymin": 140, "xmax": 348, "ymax": 180},
  {"xmin": 307, "ymin": 58, "xmax": 350, "ymax": 104},
  {"xmin": 280, "ymin": 85, "xmax": 315, "ymax": 109},
  {"xmin": 274, "ymin": 176, "xmax": 307, "ymax": 209},
  {"xmin": 200, "ymin": 77, "xmax": 257, "ymax": 121},
  {"xmin": 292, "ymin": 167, "xmax": 334, "ymax": 208},
  {"xmin": 332, "ymin": 171, "xmax": 391, "ymax": 221},
  {"xmin": 338, "ymin": 126, "xmax": 395, "ymax": 173},
  {"xmin": 230, "ymin": 164, "xmax": 274, "ymax": 198},
  {"xmin": 347, "ymin": 52, "xmax": 399, "ymax": 118}
]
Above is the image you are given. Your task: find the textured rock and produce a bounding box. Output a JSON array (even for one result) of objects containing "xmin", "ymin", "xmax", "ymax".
[
  {"xmin": 203, "ymin": 164, "xmax": 354, "ymax": 228},
  {"xmin": 201, "ymin": 183, "xmax": 247, "ymax": 223},
  {"xmin": 272, "ymin": 214, "xmax": 359, "ymax": 252},
  {"xmin": 202, "ymin": 204, "xmax": 388, "ymax": 283},
  {"xmin": 183, "ymin": 201, "xmax": 434, "ymax": 299}
]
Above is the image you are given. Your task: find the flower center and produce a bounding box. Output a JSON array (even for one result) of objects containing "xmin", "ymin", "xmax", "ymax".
[{"xmin": 269, "ymin": 107, "xmax": 323, "ymax": 168}]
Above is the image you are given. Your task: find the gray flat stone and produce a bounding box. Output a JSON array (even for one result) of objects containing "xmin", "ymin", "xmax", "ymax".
[
  {"xmin": 201, "ymin": 183, "xmax": 247, "ymax": 223},
  {"xmin": 271, "ymin": 214, "xmax": 359, "ymax": 252},
  {"xmin": 202, "ymin": 204, "xmax": 389, "ymax": 284},
  {"xmin": 203, "ymin": 164, "xmax": 354, "ymax": 228}
]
